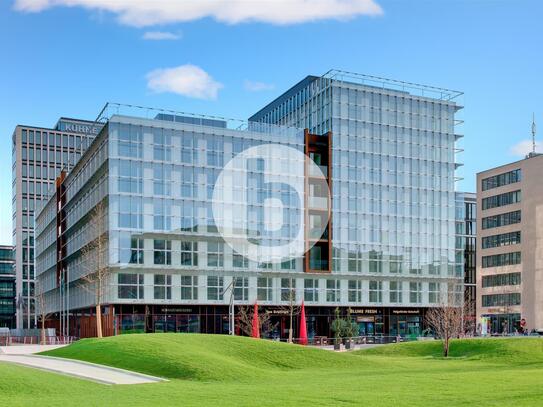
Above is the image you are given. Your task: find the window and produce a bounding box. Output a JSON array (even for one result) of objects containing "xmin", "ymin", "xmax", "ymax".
[
  {"xmin": 129, "ymin": 238, "xmax": 144, "ymax": 264},
  {"xmin": 153, "ymin": 129, "xmax": 172, "ymax": 161},
  {"xmin": 304, "ymin": 279, "xmax": 319, "ymax": 302},
  {"xmin": 118, "ymin": 196, "xmax": 143, "ymax": 229},
  {"xmin": 181, "ymin": 168, "xmax": 194, "ymax": 198},
  {"xmin": 482, "ymin": 252, "xmax": 521, "ymax": 268},
  {"xmin": 348, "ymin": 280, "xmax": 362, "ymax": 302},
  {"xmin": 369, "ymin": 281, "xmax": 382, "ymax": 303},
  {"xmin": 281, "ymin": 278, "xmax": 295, "ymax": 302},
  {"xmin": 207, "ymin": 242, "xmax": 223, "ymax": 267},
  {"xmin": 482, "ymin": 210, "xmax": 521, "ymax": 230},
  {"xmin": 482, "ymin": 169, "xmax": 521, "ymax": 191},
  {"xmin": 153, "ymin": 240, "xmax": 172, "ymax": 265},
  {"xmin": 118, "ymin": 273, "xmax": 144, "ymax": 299},
  {"xmin": 409, "ymin": 282, "xmax": 422, "ymax": 303},
  {"xmin": 233, "ymin": 252, "xmax": 248, "ymax": 268},
  {"xmin": 234, "ymin": 277, "xmax": 249, "ymax": 301},
  {"xmin": 181, "ymin": 276, "xmax": 198, "ymax": 300},
  {"xmin": 207, "ymin": 276, "xmax": 224, "ymax": 300},
  {"xmin": 482, "ymin": 231, "xmax": 521, "ymax": 249},
  {"xmin": 369, "ymin": 251, "xmax": 382, "ymax": 273},
  {"xmin": 118, "ymin": 124, "xmax": 142, "ymax": 158},
  {"xmin": 326, "ymin": 280, "xmax": 340, "ymax": 302},
  {"xmin": 153, "ymin": 165, "xmax": 171, "ymax": 196},
  {"xmin": 482, "ymin": 272, "xmax": 521, "ymax": 288},
  {"xmin": 154, "ymin": 274, "xmax": 172, "ymax": 300},
  {"xmin": 482, "ymin": 190, "xmax": 521, "ymax": 210},
  {"xmin": 257, "ymin": 277, "xmax": 272, "ymax": 301},
  {"xmin": 482, "ymin": 293, "xmax": 521, "ymax": 307},
  {"xmin": 281, "ymin": 259, "xmax": 296, "ymax": 270},
  {"xmin": 428, "ymin": 282, "xmax": 440, "ymax": 304},
  {"xmin": 154, "ymin": 200, "xmax": 171, "ymax": 231},
  {"xmin": 389, "ymin": 281, "xmax": 403, "ymax": 303},
  {"xmin": 180, "ymin": 241, "xmax": 198, "ymax": 266},
  {"xmin": 118, "ymin": 160, "xmax": 142, "ymax": 193}
]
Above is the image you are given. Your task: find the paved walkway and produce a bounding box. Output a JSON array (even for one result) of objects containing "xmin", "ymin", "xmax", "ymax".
[{"xmin": 0, "ymin": 345, "xmax": 165, "ymax": 385}]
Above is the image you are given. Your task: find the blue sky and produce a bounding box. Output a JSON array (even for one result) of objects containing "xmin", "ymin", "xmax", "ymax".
[{"xmin": 0, "ymin": 0, "xmax": 542, "ymax": 244}]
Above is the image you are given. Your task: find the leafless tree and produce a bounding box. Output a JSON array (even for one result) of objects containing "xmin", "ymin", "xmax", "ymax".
[
  {"xmin": 278, "ymin": 283, "xmax": 300, "ymax": 343},
  {"xmin": 79, "ymin": 200, "xmax": 110, "ymax": 338},
  {"xmin": 425, "ymin": 287, "xmax": 463, "ymax": 357},
  {"xmin": 237, "ymin": 305, "xmax": 277, "ymax": 337},
  {"xmin": 34, "ymin": 279, "xmax": 53, "ymax": 345}
]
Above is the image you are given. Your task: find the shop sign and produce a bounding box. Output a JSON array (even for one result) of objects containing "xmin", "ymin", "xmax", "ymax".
[
  {"xmin": 350, "ymin": 308, "xmax": 380, "ymax": 315},
  {"xmin": 391, "ymin": 309, "xmax": 420, "ymax": 315},
  {"xmin": 265, "ymin": 309, "xmax": 290, "ymax": 315},
  {"xmin": 160, "ymin": 308, "xmax": 194, "ymax": 313}
]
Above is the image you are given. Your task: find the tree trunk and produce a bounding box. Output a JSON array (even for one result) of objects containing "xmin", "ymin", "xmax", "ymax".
[
  {"xmin": 41, "ymin": 317, "xmax": 46, "ymax": 345},
  {"xmin": 288, "ymin": 309, "xmax": 293, "ymax": 343},
  {"xmin": 443, "ymin": 337, "xmax": 449, "ymax": 357},
  {"xmin": 96, "ymin": 304, "xmax": 103, "ymax": 338}
]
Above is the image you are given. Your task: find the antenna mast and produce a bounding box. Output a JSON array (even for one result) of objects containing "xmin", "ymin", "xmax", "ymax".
[{"xmin": 532, "ymin": 113, "xmax": 537, "ymax": 155}]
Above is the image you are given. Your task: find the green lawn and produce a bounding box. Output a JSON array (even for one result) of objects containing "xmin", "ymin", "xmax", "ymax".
[{"xmin": 1, "ymin": 334, "xmax": 542, "ymax": 406}]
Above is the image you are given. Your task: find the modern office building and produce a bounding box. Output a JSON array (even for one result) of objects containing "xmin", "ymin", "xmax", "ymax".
[
  {"xmin": 455, "ymin": 192, "xmax": 476, "ymax": 327},
  {"xmin": 35, "ymin": 70, "xmax": 464, "ymax": 339},
  {"xmin": 12, "ymin": 118, "xmax": 100, "ymax": 328},
  {"xmin": 477, "ymin": 152, "xmax": 543, "ymax": 334},
  {"xmin": 0, "ymin": 245, "xmax": 15, "ymax": 328}
]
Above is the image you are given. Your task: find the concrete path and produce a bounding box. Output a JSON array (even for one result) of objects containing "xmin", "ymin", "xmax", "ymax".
[
  {"xmin": 0, "ymin": 350, "xmax": 166, "ymax": 385},
  {"xmin": 0, "ymin": 344, "xmax": 67, "ymax": 355}
]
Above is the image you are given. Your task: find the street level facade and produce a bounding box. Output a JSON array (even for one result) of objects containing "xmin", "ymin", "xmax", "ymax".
[{"xmin": 34, "ymin": 71, "xmax": 464, "ymax": 339}]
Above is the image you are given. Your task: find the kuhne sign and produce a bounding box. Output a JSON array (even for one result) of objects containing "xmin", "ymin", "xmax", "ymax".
[{"xmin": 57, "ymin": 120, "xmax": 102, "ymax": 135}]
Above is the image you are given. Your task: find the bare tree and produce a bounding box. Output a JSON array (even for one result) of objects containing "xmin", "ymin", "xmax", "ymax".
[
  {"xmin": 278, "ymin": 282, "xmax": 300, "ymax": 343},
  {"xmin": 34, "ymin": 279, "xmax": 53, "ymax": 345},
  {"xmin": 237, "ymin": 305, "xmax": 278, "ymax": 337},
  {"xmin": 79, "ymin": 200, "xmax": 110, "ymax": 338},
  {"xmin": 425, "ymin": 287, "xmax": 464, "ymax": 357}
]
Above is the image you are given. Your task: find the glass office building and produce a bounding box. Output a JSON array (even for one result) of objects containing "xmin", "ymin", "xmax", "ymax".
[
  {"xmin": 35, "ymin": 70, "xmax": 464, "ymax": 339},
  {"xmin": 0, "ymin": 245, "xmax": 15, "ymax": 328},
  {"xmin": 12, "ymin": 118, "xmax": 100, "ymax": 328},
  {"xmin": 250, "ymin": 71, "xmax": 464, "ymax": 336}
]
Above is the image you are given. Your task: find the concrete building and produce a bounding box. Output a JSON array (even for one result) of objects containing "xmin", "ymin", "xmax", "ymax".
[
  {"xmin": 476, "ymin": 153, "xmax": 543, "ymax": 333},
  {"xmin": 0, "ymin": 245, "xmax": 15, "ymax": 328},
  {"xmin": 34, "ymin": 70, "xmax": 464, "ymax": 339},
  {"xmin": 12, "ymin": 118, "xmax": 100, "ymax": 328}
]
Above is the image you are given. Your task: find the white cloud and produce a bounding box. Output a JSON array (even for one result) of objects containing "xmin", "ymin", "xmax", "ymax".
[
  {"xmin": 142, "ymin": 31, "xmax": 181, "ymax": 40},
  {"xmin": 14, "ymin": 0, "xmax": 383, "ymax": 27},
  {"xmin": 146, "ymin": 64, "xmax": 223, "ymax": 100},
  {"xmin": 244, "ymin": 80, "xmax": 274, "ymax": 92},
  {"xmin": 510, "ymin": 140, "xmax": 540, "ymax": 157}
]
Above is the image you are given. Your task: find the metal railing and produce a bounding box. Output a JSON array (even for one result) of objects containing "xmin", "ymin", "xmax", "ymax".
[{"xmin": 0, "ymin": 336, "xmax": 78, "ymax": 346}]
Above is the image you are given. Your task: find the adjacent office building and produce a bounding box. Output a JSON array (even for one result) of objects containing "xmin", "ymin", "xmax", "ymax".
[
  {"xmin": 455, "ymin": 192, "xmax": 476, "ymax": 326},
  {"xmin": 477, "ymin": 152, "xmax": 543, "ymax": 333},
  {"xmin": 12, "ymin": 118, "xmax": 100, "ymax": 328},
  {"xmin": 0, "ymin": 245, "xmax": 15, "ymax": 328},
  {"xmin": 34, "ymin": 70, "xmax": 464, "ymax": 339}
]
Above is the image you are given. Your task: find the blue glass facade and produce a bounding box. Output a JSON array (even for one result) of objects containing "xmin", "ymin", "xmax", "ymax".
[{"xmin": 34, "ymin": 69, "xmax": 465, "ymax": 338}]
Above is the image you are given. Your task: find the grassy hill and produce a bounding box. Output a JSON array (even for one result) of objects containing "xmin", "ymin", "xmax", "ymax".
[{"xmin": 1, "ymin": 334, "xmax": 541, "ymax": 406}]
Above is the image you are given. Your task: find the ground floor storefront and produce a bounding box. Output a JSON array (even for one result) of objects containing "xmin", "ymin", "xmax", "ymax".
[
  {"xmin": 55, "ymin": 305, "xmax": 430, "ymax": 340},
  {"xmin": 480, "ymin": 313, "xmax": 522, "ymax": 335}
]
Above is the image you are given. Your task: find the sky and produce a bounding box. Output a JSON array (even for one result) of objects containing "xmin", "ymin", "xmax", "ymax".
[{"xmin": 0, "ymin": 0, "xmax": 542, "ymax": 245}]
